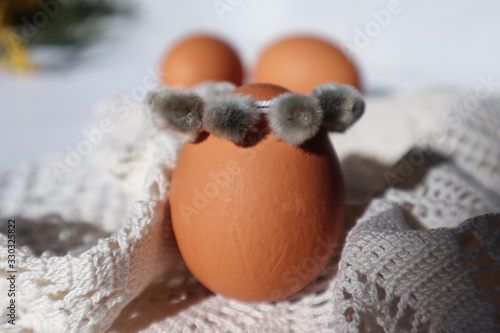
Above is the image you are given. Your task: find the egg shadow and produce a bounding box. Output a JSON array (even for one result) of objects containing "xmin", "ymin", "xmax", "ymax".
[
  {"xmin": 191, "ymin": 117, "xmax": 271, "ymax": 148},
  {"xmin": 192, "ymin": 130, "xmax": 210, "ymax": 144},
  {"xmin": 108, "ymin": 263, "xmax": 214, "ymax": 332},
  {"xmin": 237, "ymin": 120, "xmax": 331, "ymax": 153},
  {"xmin": 300, "ymin": 128, "xmax": 334, "ymax": 156},
  {"xmin": 237, "ymin": 116, "xmax": 271, "ymax": 148}
]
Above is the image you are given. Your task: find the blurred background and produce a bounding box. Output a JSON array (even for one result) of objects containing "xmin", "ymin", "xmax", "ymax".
[{"xmin": 1, "ymin": 0, "xmax": 499, "ymax": 169}]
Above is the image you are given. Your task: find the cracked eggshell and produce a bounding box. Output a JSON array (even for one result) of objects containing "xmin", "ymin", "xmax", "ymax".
[{"xmin": 169, "ymin": 83, "xmax": 345, "ymax": 302}]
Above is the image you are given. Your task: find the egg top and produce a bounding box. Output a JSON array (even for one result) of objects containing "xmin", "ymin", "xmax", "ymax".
[
  {"xmin": 169, "ymin": 83, "xmax": 345, "ymax": 302},
  {"xmin": 254, "ymin": 36, "xmax": 361, "ymax": 94},
  {"xmin": 160, "ymin": 35, "xmax": 243, "ymax": 88}
]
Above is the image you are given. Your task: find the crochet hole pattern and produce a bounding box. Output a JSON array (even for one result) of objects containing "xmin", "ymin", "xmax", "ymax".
[
  {"xmin": 454, "ymin": 216, "xmax": 500, "ymax": 320},
  {"xmin": 1, "ymin": 90, "xmax": 499, "ymax": 332}
]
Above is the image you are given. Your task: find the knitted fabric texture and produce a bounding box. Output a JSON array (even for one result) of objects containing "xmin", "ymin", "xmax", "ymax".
[{"xmin": 0, "ymin": 90, "xmax": 499, "ymax": 332}]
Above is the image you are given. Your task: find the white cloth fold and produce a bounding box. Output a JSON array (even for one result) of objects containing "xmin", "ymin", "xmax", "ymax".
[{"xmin": 0, "ymin": 90, "xmax": 498, "ymax": 332}]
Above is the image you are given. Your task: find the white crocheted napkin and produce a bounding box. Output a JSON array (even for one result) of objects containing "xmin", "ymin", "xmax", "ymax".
[{"xmin": 0, "ymin": 90, "xmax": 499, "ymax": 332}]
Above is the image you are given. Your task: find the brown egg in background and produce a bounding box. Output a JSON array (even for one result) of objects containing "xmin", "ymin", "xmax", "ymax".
[
  {"xmin": 254, "ymin": 35, "xmax": 362, "ymax": 94},
  {"xmin": 159, "ymin": 34, "xmax": 244, "ymax": 88},
  {"xmin": 169, "ymin": 83, "xmax": 345, "ymax": 302}
]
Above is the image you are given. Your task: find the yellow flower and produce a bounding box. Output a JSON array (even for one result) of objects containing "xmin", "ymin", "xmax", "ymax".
[{"xmin": 0, "ymin": 0, "xmax": 40, "ymax": 71}]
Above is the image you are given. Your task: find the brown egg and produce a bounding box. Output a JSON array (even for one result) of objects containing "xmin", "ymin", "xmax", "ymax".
[
  {"xmin": 169, "ymin": 83, "xmax": 345, "ymax": 302},
  {"xmin": 254, "ymin": 36, "xmax": 361, "ymax": 94},
  {"xmin": 160, "ymin": 35, "xmax": 243, "ymax": 88}
]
